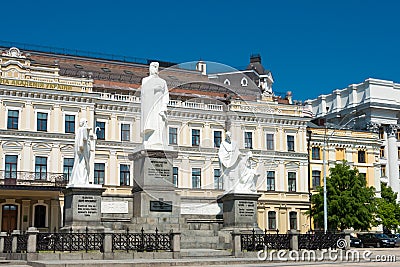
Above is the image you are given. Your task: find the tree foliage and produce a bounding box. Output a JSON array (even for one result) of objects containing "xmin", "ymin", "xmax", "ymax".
[
  {"xmin": 376, "ymin": 183, "xmax": 400, "ymax": 232},
  {"xmin": 310, "ymin": 161, "xmax": 377, "ymax": 231}
]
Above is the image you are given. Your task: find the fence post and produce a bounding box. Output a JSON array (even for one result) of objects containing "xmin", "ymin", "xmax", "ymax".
[
  {"xmin": 344, "ymin": 230, "xmax": 352, "ymax": 250},
  {"xmin": 103, "ymin": 228, "xmax": 113, "ymax": 254},
  {"xmin": 11, "ymin": 230, "xmax": 20, "ymax": 253},
  {"xmin": 171, "ymin": 231, "xmax": 181, "ymax": 259},
  {"xmin": 27, "ymin": 227, "xmax": 39, "ymax": 253},
  {"xmin": 0, "ymin": 232, "xmax": 6, "ymax": 252},
  {"xmin": 231, "ymin": 229, "xmax": 242, "ymax": 257},
  {"xmin": 289, "ymin": 230, "xmax": 299, "ymax": 251}
]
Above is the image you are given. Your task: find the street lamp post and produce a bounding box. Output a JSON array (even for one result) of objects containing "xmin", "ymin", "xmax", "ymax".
[{"xmin": 322, "ymin": 113, "xmax": 365, "ymax": 233}]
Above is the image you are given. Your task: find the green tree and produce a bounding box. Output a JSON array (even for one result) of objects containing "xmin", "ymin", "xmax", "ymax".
[
  {"xmin": 310, "ymin": 161, "xmax": 377, "ymax": 231},
  {"xmin": 376, "ymin": 183, "xmax": 400, "ymax": 232}
]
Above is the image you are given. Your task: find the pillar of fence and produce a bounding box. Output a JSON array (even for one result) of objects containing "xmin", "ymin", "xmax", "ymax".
[
  {"xmin": 231, "ymin": 230, "xmax": 242, "ymax": 257},
  {"xmin": 289, "ymin": 230, "xmax": 299, "ymax": 251},
  {"xmin": 0, "ymin": 232, "xmax": 6, "ymax": 252},
  {"xmin": 11, "ymin": 230, "xmax": 20, "ymax": 253},
  {"xmin": 171, "ymin": 232, "xmax": 181, "ymax": 259},
  {"xmin": 26, "ymin": 227, "xmax": 39, "ymax": 253},
  {"xmin": 103, "ymin": 228, "xmax": 113, "ymax": 254},
  {"xmin": 344, "ymin": 230, "xmax": 352, "ymax": 250}
]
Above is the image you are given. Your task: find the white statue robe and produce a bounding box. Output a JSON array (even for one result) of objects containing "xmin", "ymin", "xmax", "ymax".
[
  {"xmin": 218, "ymin": 140, "xmax": 241, "ymax": 193},
  {"xmin": 69, "ymin": 126, "xmax": 90, "ymax": 185},
  {"xmin": 140, "ymin": 75, "xmax": 169, "ymax": 148}
]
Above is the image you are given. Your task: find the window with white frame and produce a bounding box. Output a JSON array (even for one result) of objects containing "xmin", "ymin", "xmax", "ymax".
[
  {"xmin": 121, "ymin": 124, "xmax": 130, "ymax": 141},
  {"xmin": 65, "ymin": 114, "xmax": 75, "ymax": 133},
  {"xmin": 244, "ymin": 131, "xmax": 253, "ymax": 149},
  {"xmin": 120, "ymin": 164, "xmax": 130, "ymax": 186},
  {"xmin": 192, "ymin": 168, "xmax": 201, "ymax": 189},
  {"xmin": 7, "ymin": 110, "xmax": 19, "ymax": 129},
  {"xmin": 37, "ymin": 112, "xmax": 48, "ymax": 132},
  {"xmin": 266, "ymin": 133, "xmax": 274, "ymax": 150}
]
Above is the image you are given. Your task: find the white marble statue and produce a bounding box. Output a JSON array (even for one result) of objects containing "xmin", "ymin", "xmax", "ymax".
[
  {"xmin": 69, "ymin": 118, "xmax": 91, "ymax": 186},
  {"xmin": 218, "ymin": 131, "xmax": 259, "ymax": 194},
  {"xmin": 140, "ymin": 62, "xmax": 169, "ymax": 149}
]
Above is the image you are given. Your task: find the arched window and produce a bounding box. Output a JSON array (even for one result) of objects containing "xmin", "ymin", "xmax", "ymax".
[
  {"xmin": 34, "ymin": 205, "xmax": 46, "ymax": 228},
  {"xmin": 223, "ymin": 79, "xmax": 230, "ymax": 86},
  {"xmin": 241, "ymin": 77, "xmax": 248, "ymax": 87}
]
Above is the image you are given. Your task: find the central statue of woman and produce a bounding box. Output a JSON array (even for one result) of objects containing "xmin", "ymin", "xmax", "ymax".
[{"xmin": 140, "ymin": 62, "xmax": 169, "ymax": 149}]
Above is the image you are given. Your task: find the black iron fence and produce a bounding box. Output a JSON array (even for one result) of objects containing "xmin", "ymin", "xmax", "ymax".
[
  {"xmin": 298, "ymin": 231, "xmax": 345, "ymax": 250},
  {"xmin": 16, "ymin": 233, "xmax": 28, "ymax": 252},
  {"xmin": 36, "ymin": 228, "xmax": 104, "ymax": 252},
  {"xmin": 0, "ymin": 170, "xmax": 67, "ymax": 187},
  {"xmin": 241, "ymin": 229, "xmax": 290, "ymax": 251},
  {"xmin": 112, "ymin": 228, "xmax": 172, "ymax": 252},
  {"xmin": 3, "ymin": 233, "xmax": 12, "ymax": 253}
]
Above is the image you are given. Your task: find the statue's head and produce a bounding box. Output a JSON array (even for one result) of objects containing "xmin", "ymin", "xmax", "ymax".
[
  {"xmin": 149, "ymin": 62, "xmax": 159, "ymax": 75},
  {"xmin": 79, "ymin": 118, "xmax": 88, "ymax": 127},
  {"xmin": 225, "ymin": 131, "xmax": 232, "ymax": 142}
]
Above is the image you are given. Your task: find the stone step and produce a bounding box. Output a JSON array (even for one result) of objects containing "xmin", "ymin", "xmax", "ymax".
[
  {"xmin": 180, "ymin": 249, "xmax": 232, "ymax": 258},
  {"xmin": 0, "ymin": 259, "xmax": 30, "ymax": 266},
  {"xmin": 181, "ymin": 236, "xmax": 219, "ymax": 244},
  {"xmin": 181, "ymin": 230, "xmax": 216, "ymax": 237}
]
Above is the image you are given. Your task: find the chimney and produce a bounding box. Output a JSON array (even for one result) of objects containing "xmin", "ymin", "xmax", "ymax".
[
  {"xmin": 196, "ymin": 60, "xmax": 207, "ymax": 75},
  {"xmin": 250, "ymin": 54, "xmax": 261, "ymax": 64}
]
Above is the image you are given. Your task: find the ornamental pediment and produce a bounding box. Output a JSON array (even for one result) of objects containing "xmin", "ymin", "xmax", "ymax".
[
  {"xmin": 2, "ymin": 141, "xmax": 23, "ymax": 150},
  {"xmin": 32, "ymin": 143, "xmax": 52, "ymax": 153}
]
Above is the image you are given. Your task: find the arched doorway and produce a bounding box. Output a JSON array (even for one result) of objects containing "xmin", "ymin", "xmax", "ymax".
[{"xmin": 2, "ymin": 204, "xmax": 18, "ymax": 232}]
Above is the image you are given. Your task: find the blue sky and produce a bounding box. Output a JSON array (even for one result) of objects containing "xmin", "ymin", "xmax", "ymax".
[{"xmin": 2, "ymin": 0, "xmax": 399, "ymax": 100}]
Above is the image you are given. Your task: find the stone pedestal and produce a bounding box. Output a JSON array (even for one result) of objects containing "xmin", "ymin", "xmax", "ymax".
[
  {"xmin": 218, "ymin": 193, "xmax": 261, "ymax": 229},
  {"xmin": 129, "ymin": 148, "xmax": 180, "ymax": 218},
  {"xmin": 62, "ymin": 186, "xmax": 106, "ymax": 232}
]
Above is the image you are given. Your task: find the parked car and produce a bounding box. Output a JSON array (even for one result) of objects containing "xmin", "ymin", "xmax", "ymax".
[
  {"xmin": 350, "ymin": 236, "xmax": 363, "ymax": 248},
  {"xmin": 386, "ymin": 234, "xmax": 400, "ymax": 247},
  {"xmin": 358, "ymin": 233, "xmax": 395, "ymax": 248}
]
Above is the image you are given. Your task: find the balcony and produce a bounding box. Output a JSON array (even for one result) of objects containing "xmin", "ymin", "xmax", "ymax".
[{"xmin": 0, "ymin": 171, "xmax": 68, "ymax": 188}]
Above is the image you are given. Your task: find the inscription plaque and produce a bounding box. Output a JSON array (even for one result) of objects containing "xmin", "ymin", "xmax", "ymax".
[
  {"xmin": 238, "ymin": 200, "xmax": 255, "ymax": 217},
  {"xmin": 150, "ymin": 201, "xmax": 172, "ymax": 212},
  {"xmin": 147, "ymin": 158, "xmax": 171, "ymax": 179},
  {"xmin": 77, "ymin": 196, "xmax": 98, "ymax": 217},
  {"xmin": 101, "ymin": 201, "xmax": 129, "ymax": 214}
]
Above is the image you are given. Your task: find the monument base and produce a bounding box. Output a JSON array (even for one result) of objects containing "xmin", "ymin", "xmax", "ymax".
[
  {"xmin": 217, "ymin": 193, "xmax": 261, "ymax": 230},
  {"xmin": 63, "ymin": 186, "xmax": 106, "ymax": 231},
  {"xmin": 129, "ymin": 148, "xmax": 181, "ymax": 219}
]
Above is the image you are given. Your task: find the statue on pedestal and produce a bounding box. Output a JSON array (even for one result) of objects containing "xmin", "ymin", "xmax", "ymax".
[
  {"xmin": 69, "ymin": 118, "xmax": 91, "ymax": 186},
  {"xmin": 140, "ymin": 62, "xmax": 169, "ymax": 149},
  {"xmin": 218, "ymin": 131, "xmax": 260, "ymax": 194}
]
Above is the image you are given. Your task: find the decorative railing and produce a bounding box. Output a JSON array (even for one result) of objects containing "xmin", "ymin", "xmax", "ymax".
[
  {"xmin": 112, "ymin": 228, "xmax": 172, "ymax": 252},
  {"xmin": 0, "ymin": 171, "xmax": 67, "ymax": 187},
  {"xmin": 36, "ymin": 228, "xmax": 104, "ymax": 252},
  {"xmin": 3, "ymin": 233, "xmax": 12, "ymax": 253},
  {"xmin": 298, "ymin": 232, "xmax": 345, "ymax": 250},
  {"xmin": 16, "ymin": 233, "xmax": 28, "ymax": 252},
  {"xmin": 99, "ymin": 92, "xmax": 139, "ymax": 102},
  {"xmin": 241, "ymin": 229, "xmax": 290, "ymax": 251}
]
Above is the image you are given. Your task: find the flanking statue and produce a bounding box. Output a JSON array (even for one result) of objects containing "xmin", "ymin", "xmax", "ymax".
[
  {"xmin": 140, "ymin": 62, "xmax": 169, "ymax": 149},
  {"xmin": 218, "ymin": 131, "xmax": 259, "ymax": 194},
  {"xmin": 69, "ymin": 118, "xmax": 91, "ymax": 186}
]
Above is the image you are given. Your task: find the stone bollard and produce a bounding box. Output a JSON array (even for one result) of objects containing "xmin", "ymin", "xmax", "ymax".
[
  {"xmin": 0, "ymin": 232, "xmax": 7, "ymax": 253},
  {"xmin": 27, "ymin": 227, "xmax": 39, "ymax": 253},
  {"xmin": 344, "ymin": 230, "xmax": 352, "ymax": 250},
  {"xmin": 231, "ymin": 230, "xmax": 242, "ymax": 257},
  {"xmin": 102, "ymin": 228, "xmax": 113, "ymax": 254},
  {"xmin": 11, "ymin": 230, "xmax": 21, "ymax": 253},
  {"xmin": 289, "ymin": 230, "xmax": 299, "ymax": 251},
  {"xmin": 171, "ymin": 232, "xmax": 181, "ymax": 259}
]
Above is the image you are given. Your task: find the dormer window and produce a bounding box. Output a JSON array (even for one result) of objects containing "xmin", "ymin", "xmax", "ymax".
[
  {"xmin": 101, "ymin": 67, "xmax": 111, "ymax": 73},
  {"xmin": 74, "ymin": 64, "xmax": 84, "ymax": 69},
  {"xmin": 224, "ymin": 79, "xmax": 230, "ymax": 86},
  {"xmin": 241, "ymin": 77, "xmax": 248, "ymax": 87}
]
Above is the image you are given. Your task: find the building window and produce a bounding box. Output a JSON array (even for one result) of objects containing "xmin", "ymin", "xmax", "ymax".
[
  {"xmin": 214, "ymin": 169, "xmax": 223, "ymax": 190},
  {"xmin": 381, "ymin": 165, "xmax": 386, "ymax": 177},
  {"xmin": 94, "ymin": 163, "xmax": 105, "ymax": 184},
  {"xmin": 169, "ymin": 127, "xmax": 178, "ymax": 145},
  {"xmin": 192, "ymin": 129, "xmax": 200, "ymax": 146},
  {"xmin": 34, "ymin": 205, "xmax": 46, "ymax": 228},
  {"xmin": 336, "ymin": 148, "xmax": 345, "ymax": 161},
  {"xmin": 312, "ymin": 170, "xmax": 321, "ymax": 189},
  {"xmin": 35, "ymin": 156, "xmax": 47, "ymax": 180},
  {"xmin": 311, "ymin": 147, "xmax": 321, "ymax": 160},
  {"xmin": 5, "ymin": 155, "xmax": 17, "ymax": 179},
  {"xmin": 267, "ymin": 171, "xmax": 275, "ymax": 191},
  {"xmin": 358, "ymin": 151, "xmax": 366, "ymax": 163},
  {"xmin": 37, "ymin": 112, "xmax": 48, "ymax": 132},
  {"xmin": 120, "ymin": 164, "xmax": 130, "ymax": 186},
  {"xmin": 289, "ymin": 211, "xmax": 297, "ymax": 230},
  {"xmin": 266, "ymin": 134, "xmax": 274, "ymax": 150},
  {"xmin": 397, "ymin": 130, "xmax": 400, "ymax": 141},
  {"xmin": 398, "ymin": 148, "xmax": 400, "ymax": 159},
  {"xmin": 380, "ymin": 146, "xmax": 385, "ymax": 158},
  {"xmin": 96, "ymin": 121, "xmax": 105, "ymax": 140},
  {"xmin": 173, "ymin": 167, "xmax": 178, "ymax": 187},
  {"xmin": 121, "ymin": 124, "xmax": 130, "ymax": 141},
  {"xmin": 65, "ymin": 115, "xmax": 75, "ymax": 133},
  {"xmin": 244, "ymin": 132, "xmax": 253, "ymax": 149},
  {"xmin": 7, "ymin": 110, "xmax": 19, "ymax": 129},
  {"xmin": 63, "ymin": 158, "xmax": 74, "ymax": 182},
  {"xmin": 268, "ymin": 211, "xmax": 276, "ymax": 230},
  {"xmin": 288, "ymin": 172, "xmax": 296, "ymax": 192},
  {"xmin": 214, "ymin": 131, "xmax": 222, "ymax": 148},
  {"xmin": 192, "ymin": 168, "xmax": 201, "ymax": 189},
  {"xmin": 379, "ymin": 128, "xmax": 384, "ymax": 139},
  {"xmin": 287, "ymin": 135, "xmax": 295, "ymax": 151}
]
